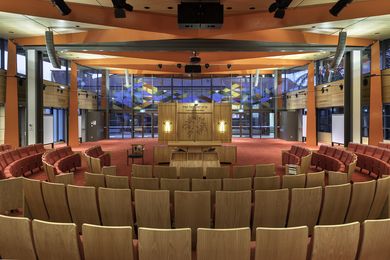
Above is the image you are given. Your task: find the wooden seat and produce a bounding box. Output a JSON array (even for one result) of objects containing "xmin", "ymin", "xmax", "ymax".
[
  {"xmin": 197, "ymin": 228, "xmax": 251, "ymax": 260},
  {"xmin": 253, "ymin": 189, "xmax": 289, "ymax": 233},
  {"xmin": 306, "ymin": 171, "xmax": 325, "ymax": 187},
  {"xmin": 135, "ymin": 189, "xmax": 171, "ymax": 228},
  {"xmin": 345, "ymin": 180, "xmax": 376, "ymax": 223},
  {"xmin": 82, "ymin": 224, "xmax": 134, "ymax": 260},
  {"xmin": 84, "ymin": 172, "xmax": 106, "ymax": 188},
  {"xmin": 0, "ymin": 215, "xmax": 37, "ymax": 260},
  {"xmin": 319, "ymin": 183, "xmax": 351, "ymax": 225},
  {"xmin": 174, "ymin": 191, "xmax": 211, "ymax": 245},
  {"xmin": 23, "ymin": 178, "xmax": 49, "ymax": 220},
  {"xmin": 66, "ymin": 185, "xmax": 101, "ymax": 232},
  {"xmin": 191, "ymin": 178, "xmax": 222, "ymax": 204},
  {"xmin": 358, "ymin": 219, "xmax": 390, "ymax": 260},
  {"xmin": 127, "ymin": 144, "xmax": 144, "ymax": 165},
  {"xmin": 98, "ymin": 187, "xmax": 134, "ymax": 227},
  {"xmin": 215, "ymin": 191, "xmax": 251, "ymax": 228},
  {"xmin": 102, "ymin": 165, "xmax": 117, "ymax": 175},
  {"xmin": 54, "ymin": 173, "xmax": 75, "ymax": 185},
  {"xmin": 154, "ymin": 166, "xmax": 177, "ymax": 179},
  {"xmin": 255, "ymin": 226, "xmax": 308, "ymax": 260},
  {"xmin": 282, "ymin": 174, "xmax": 306, "ymax": 189},
  {"xmin": 130, "ymin": 177, "xmax": 159, "ymax": 195},
  {"xmin": 32, "ymin": 219, "xmax": 82, "ymax": 260},
  {"xmin": 138, "ymin": 228, "xmax": 191, "ymax": 260},
  {"xmin": 232, "ymin": 165, "xmax": 255, "ymax": 178},
  {"xmin": 206, "ymin": 166, "xmax": 230, "ymax": 179},
  {"xmin": 179, "ymin": 167, "xmax": 203, "ymax": 179},
  {"xmin": 223, "ymin": 177, "xmax": 252, "ymax": 191},
  {"xmin": 255, "ymin": 163, "xmax": 275, "ymax": 177},
  {"xmin": 328, "ymin": 171, "xmax": 349, "ymax": 185},
  {"xmin": 253, "ymin": 176, "xmax": 280, "ymax": 190},
  {"xmin": 132, "ymin": 164, "xmax": 152, "ymax": 178},
  {"xmin": 41, "ymin": 181, "xmax": 72, "ymax": 222},
  {"xmin": 0, "ymin": 177, "xmax": 23, "ymax": 214},
  {"xmin": 311, "ymin": 222, "xmax": 360, "ymax": 260},
  {"xmin": 105, "ymin": 175, "xmax": 129, "ymax": 189},
  {"xmin": 160, "ymin": 178, "xmax": 190, "ymax": 203},
  {"xmin": 368, "ymin": 176, "xmax": 390, "ymax": 219},
  {"xmin": 287, "ymin": 187, "xmax": 322, "ymax": 234}
]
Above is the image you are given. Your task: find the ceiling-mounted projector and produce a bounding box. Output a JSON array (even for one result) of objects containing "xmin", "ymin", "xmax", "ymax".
[{"xmin": 178, "ymin": 1, "xmax": 224, "ymax": 29}]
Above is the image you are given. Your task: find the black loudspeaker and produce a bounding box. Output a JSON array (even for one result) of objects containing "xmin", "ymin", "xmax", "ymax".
[
  {"xmin": 331, "ymin": 31, "xmax": 347, "ymax": 69},
  {"xmin": 45, "ymin": 31, "xmax": 61, "ymax": 69},
  {"xmin": 185, "ymin": 64, "xmax": 202, "ymax": 73},
  {"xmin": 178, "ymin": 2, "xmax": 224, "ymax": 29}
]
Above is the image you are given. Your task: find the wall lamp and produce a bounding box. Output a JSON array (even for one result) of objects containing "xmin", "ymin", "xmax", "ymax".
[
  {"xmin": 218, "ymin": 120, "xmax": 227, "ymax": 133},
  {"xmin": 163, "ymin": 120, "xmax": 172, "ymax": 133}
]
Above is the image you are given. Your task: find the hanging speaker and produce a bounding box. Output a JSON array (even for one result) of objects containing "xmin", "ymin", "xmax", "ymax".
[
  {"xmin": 331, "ymin": 31, "xmax": 347, "ymax": 69},
  {"xmin": 45, "ymin": 30, "xmax": 61, "ymax": 69}
]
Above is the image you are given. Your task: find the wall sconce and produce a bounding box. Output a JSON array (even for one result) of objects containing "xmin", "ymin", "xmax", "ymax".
[
  {"xmin": 339, "ymin": 84, "xmax": 344, "ymax": 90},
  {"xmin": 163, "ymin": 120, "xmax": 172, "ymax": 133},
  {"xmin": 218, "ymin": 120, "xmax": 226, "ymax": 133},
  {"xmin": 194, "ymin": 100, "xmax": 199, "ymax": 106}
]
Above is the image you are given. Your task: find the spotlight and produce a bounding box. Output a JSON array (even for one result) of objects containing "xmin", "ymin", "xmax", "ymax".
[
  {"xmin": 295, "ymin": 93, "xmax": 298, "ymax": 98},
  {"xmin": 274, "ymin": 8, "xmax": 285, "ymax": 19},
  {"xmin": 51, "ymin": 0, "xmax": 72, "ymax": 16},
  {"xmin": 268, "ymin": 0, "xmax": 292, "ymax": 19},
  {"xmin": 227, "ymin": 64, "xmax": 232, "ymax": 69},
  {"xmin": 177, "ymin": 63, "xmax": 182, "ymax": 69},
  {"xmin": 205, "ymin": 64, "xmax": 210, "ymax": 69},
  {"xmin": 330, "ymin": 0, "xmax": 353, "ymax": 17},
  {"xmin": 158, "ymin": 64, "xmax": 163, "ymax": 69},
  {"xmin": 268, "ymin": 2, "xmax": 278, "ymax": 13},
  {"xmin": 111, "ymin": 0, "xmax": 133, "ymax": 18},
  {"xmin": 339, "ymin": 84, "xmax": 344, "ymax": 90}
]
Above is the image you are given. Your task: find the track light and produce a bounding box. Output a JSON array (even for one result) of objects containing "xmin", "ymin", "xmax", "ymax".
[
  {"xmin": 205, "ymin": 64, "xmax": 210, "ymax": 69},
  {"xmin": 268, "ymin": 0, "xmax": 292, "ymax": 19},
  {"xmin": 227, "ymin": 64, "xmax": 232, "ymax": 69},
  {"xmin": 330, "ymin": 0, "xmax": 353, "ymax": 17},
  {"xmin": 177, "ymin": 64, "xmax": 182, "ymax": 69},
  {"xmin": 51, "ymin": 0, "xmax": 72, "ymax": 16},
  {"xmin": 158, "ymin": 64, "xmax": 163, "ymax": 69},
  {"xmin": 274, "ymin": 8, "xmax": 285, "ymax": 19},
  {"xmin": 112, "ymin": 0, "xmax": 133, "ymax": 18}
]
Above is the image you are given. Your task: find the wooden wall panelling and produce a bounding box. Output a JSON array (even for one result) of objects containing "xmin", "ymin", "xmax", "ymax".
[
  {"xmin": 316, "ymin": 80, "xmax": 344, "ymax": 108},
  {"xmin": 158, "ymin": 103, "xmax": 177, "ymax": 142},
  {"xmin": 286, "ymin": 89, "xmax": 307, "ymax": 110},
  {"xmin": 78, "ymin": 90, "xmax": 98, "ymax": 110},
  {"xmin": 318, "ymin": 132, "xmax": 332, "ymax": 144},
  {"xmin": 43, "ymin": 81, "xmax": 69, "ymax": 108},
  {"xmin": 0, "ymin": 70, "xmax": 6, "ymax": 105}
]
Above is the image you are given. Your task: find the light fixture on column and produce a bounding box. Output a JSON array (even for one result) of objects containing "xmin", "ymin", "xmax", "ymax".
[
  {"xmin": 194, "ymin": 100, "xmax": 199, "ymax": 106},
  {"xmin": 163, "ymin": 120, "xmax": 172, "ymax": 133},
  {"xmin": 218, "ymin": 120, "xmax": 226, "ymax": 133}
]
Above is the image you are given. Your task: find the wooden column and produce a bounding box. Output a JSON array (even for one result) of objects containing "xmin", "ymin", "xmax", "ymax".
[
  {"xmin": 4, "ymin": 41, "xmax": 19, "ymax": 148},
  {"xmin": 101, "ymin": 70, "xmax": 108, "ymax": 139},
  {"xmin": 68, "ymin": 61, "xmax": 79, "ymax": 147},
  {"xmin": 369, "ymin": 41, "xmax": 383, "ymax": 145},
  {"xmin": 306, "ymin": 62, "xmax": 317, "ymax": 146}
]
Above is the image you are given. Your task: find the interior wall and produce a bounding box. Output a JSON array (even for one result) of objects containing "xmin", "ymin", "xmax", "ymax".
[
  {"xmin": 279, "ymin": 111, "xmax": 298, "ymax": 141},
  {"xmin": 0, "ymin": 106, "xmax": 4, "ymax": 144}
]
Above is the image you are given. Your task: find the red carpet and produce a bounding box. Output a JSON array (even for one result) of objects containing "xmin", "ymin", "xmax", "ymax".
[{"xmin": 31, "ymin": 138, "xmax": 372, "ymax": 185}]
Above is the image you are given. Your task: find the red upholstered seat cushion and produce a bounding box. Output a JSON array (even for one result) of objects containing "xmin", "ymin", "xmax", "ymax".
[
  {"xmin": 3, "ymin": 152, "xmax": 14, "ymax": 165},
  {"xmin": 57, "ymin": 148, "xmax": 69, "ymax": 158},
  {"xmin": 10, "ymin": 150, "xmax": 21, "ymax": 161},
  {"xmin": 382, "ymin": 151, "xmax": 390, "ymax": 163},
  {"xmin": 65, "ymin": 147, "xmax": 73, "ymax": 156},
  {"xmin": 340, "ymin": 151, "xmax": 349, "ymax": 164},
  {"xmin": 365, "ymin": 146, "xmax": 376, "ymax": 156},
  {"xmin": 347, "ymin": 143, "xmax": 358, "ymax": 152},
  {"xmin": 318, "ymin": 145, "xmax": 328, "ymax": 154},
  {"xmin": 296, "ymin": 147, "xmax": 304, "ymax": 158},
  {"xmin": 325, "ymin": 147, "xmax": 336, "ymax": 157},
  {"xmin": 27, "ymin": 145, "xmax": 37, "ymax": 155},
  {"xmin": 355, "ymin": 144, "xmax": 366, "ymax": 154},
  {"xmin": 95, "ymin": 146, "xmax": 104, "ymax": 156},
  {"xmin": 34, "ymin": 144, "xmax": 45, "ymax": 153},
  {"xmin": 334, "ymin": 149, "xmax": 343, "ymax": 160},
  {"xmin": 19, "ymin": 147, "xmax": 30, "ymax": 157},
  {"xmin": 373, "ymin": 148, "xmax": 384, "ymax": 159},
  {"xmin": 51, "ymin": 151, "xmax": 60, "ymax": 162},
  {"xmin": 290, "ymin": 145, "xmax": 298, "ymax": 155}
]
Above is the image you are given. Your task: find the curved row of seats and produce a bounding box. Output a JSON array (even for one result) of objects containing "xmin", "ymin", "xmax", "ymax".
[
  {"xmin": 42, "ymin": 146, "xmax": 81, "ymax": 180},
  {"xmin": 83, "ymin": 145, "xmax": 111, "ymax": 174},
  {"xmin": 281, "ymin": 145, "xmax": 312, "ymax": 173},
  {"xmin": 348, "ymin": 143, "xmax": 390, "ymax": 178},
  {"xmin": 0, "ymin": 144, "xmax": 11, "ymax": 152},
  {"xmin": 1, "ymin": 215, "xmax": 389, "ymax": 260},
  {"xmin": 0, "ymin": 144, "xmax": 45, "ymax": 179},
  {"xmin": 311, "ymin": 145, "xmax": 357, "ymax": 174},
  {"xmin": 19, "ymin": 176, "xmax": 390, "ymax": 236},
  {"xmin": 379, "ymin": 142, "xmax": 390, "ymax": 149}
]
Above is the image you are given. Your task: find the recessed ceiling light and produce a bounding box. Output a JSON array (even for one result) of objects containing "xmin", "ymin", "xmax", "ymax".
[
  {"xmin": 144, "ymin": 6, "xmax": 150, "ymax": 9},
  {"xmin": 8, "ymin": 31, "xmax": 14, "ymax": 34},
  {"xmin": 167, "ymin": 6, "xmax": 173, "ymax": 9},
  {"xmin": 249, "ymin": 7, "xmax": 255, "ymax": 10},
  {"xmin": 227, "ymin": 7, "xmax": 232, "ymax": 10}
]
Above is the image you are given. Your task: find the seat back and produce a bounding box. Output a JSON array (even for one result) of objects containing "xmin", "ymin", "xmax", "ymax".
[
  {"xmin": 105, "ymin": 175, "xmax": 129, "ymax": 189},
  {"xmin": 232, "ymin": 165, "xmax": 255, "ymax": 178},
  {"xmin": 135, "ymin": 189, "xmax": 171, "ymax": 228},
  {"xmin": 98, "ymin": 187, "xmax": 133, "ymax": 227},
  {"xmin": 345, "ymin": 180, "xmax": 376, "ymax": 223},
  {"xmin": 84, "ymin": 172, "xmax": 106, "ymax": 188},
  {"xmin": 368, "ymin": 176, "xmax": 390, "ymax": 219},
  {"xmin": 215, "ymin": 191, "xmax": 251, "ymax": 228},
  {"xmin": 32, "ymin": 219, "xmax": 82, "ymax": 260},
  {"xmin": 154, "ymin": 166, "xmax": 177, "ymax": 179},
  {"xmin": 206, "ymin": 166, "xmax": 230, "ymax": 179},
  {"xmin": 160, "ymin": 178, "xmax": 190, "ymax": 203},
  {"xmin": 23, "ymin": 178, "xmax": 49, "ymax": 220},
  {"xmin": 131, "ymin": 177, "xmax": 159, "ymax": 194},
  {"xmin": 306, "ymin": 171, "xmax": 325, "ymax": 188},
  {"xmin": 319, "ymin": 183, "xmax": 351, "ymax": 225},
  {"xmin": 132, "ymin": 164, "xmax": 153, "ymax": 178},
  {"xmin": 0, "ymin": 215, "xmax": 37, "ymax": 260},
  {"xmin": 0, "ymin": 177, "xmax": 23, "ymax": 214},
  {"xmin": 197, "ymin": 228, "xmax": 251, "ymax": 260},
  {"xmin": 82, "ymin": 224, "xmax": 134, "ymax": 260},
  {"xmin": 253, "ymin": 176, "xmax": 280, "ymax": 190},
  {"xmin": 66, "ymin": 185, "xmax": 101, "ymax": 232},
  {"xmin": 282, "ymin": 174, "xmax": 306, "ymax": 189},
  {"xmin": 223, "ymin": 177, "xmax": 252, "ymax": 191},
  {"xmin": 101, "ymin": 166, "xmax": 117, "ymax": 176},
  {"xmin": 358, "ymin": 219, "xmax": 390, "ymax": 260},
  {"xmin": 255, "ymin": 226, "xmax": 308, "ymax": 260},
  {"xmin": 253, "ymin": 189, "xmax": 289, "ymax": 233},
  {"xmin": 138, "ymin": 228, "xmax": 191, "ymax": 260},
  {"xmin": 41, "ymin": 182, "xmax": 72, "ymax": 223},
  {"xmin": 255, "ymin": 163, "xmax": 275, "ymax": 177},
  {"xmin": 192, "ymin": 178, "xmax": 222, "ymax": 204},
  {"xmin": 328, "ymin": 171, "xmax": 349, "ymax": 185},
  {"xmin": 311, "ymin": 222, "xmax": 360, "ymax": 260},
  {"xmin": 179, "ymin": 167, "xmax": 203, "ymax": 179},
  {"xmin": 287, "ymin": 187, "xmax": 322, "ymax": 234}
]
